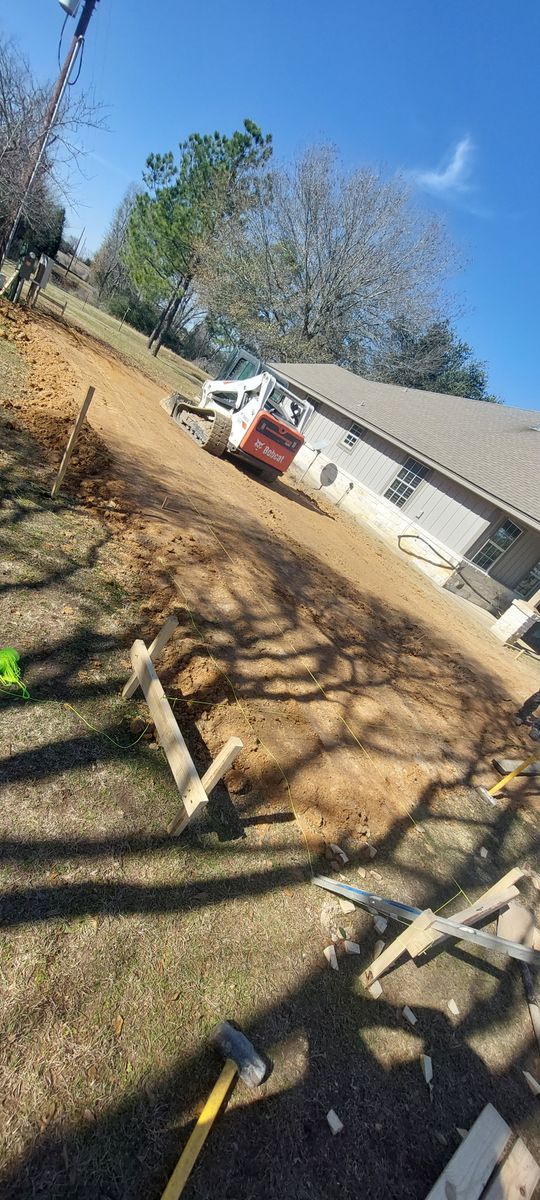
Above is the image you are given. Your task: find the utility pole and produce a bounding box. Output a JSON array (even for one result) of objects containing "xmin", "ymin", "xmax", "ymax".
[
  {"xmin": 64, "ymin": 226, "xmax": 85, "ymax": 276},
  {"xmin": 1, "ymin": 0, "xmax": 100, "ymax": 268}
]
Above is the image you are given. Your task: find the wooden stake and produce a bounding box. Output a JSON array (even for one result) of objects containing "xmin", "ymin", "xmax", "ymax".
[
  {"xmin": 51, "ymin": 385, "xmax": 95, "ymax": 498},
  {"xmin": 167, "ymin": 736, "xmax": 243, "ymax": 835},
  {"xmin": 122, "ymin": 614, "xmax": 179, "ymax": 700}
]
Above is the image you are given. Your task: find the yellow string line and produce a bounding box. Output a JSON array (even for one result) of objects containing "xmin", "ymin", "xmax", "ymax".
[{"xmin": 63, "ymin": 702, "xmax": 151, "ymax": 749}]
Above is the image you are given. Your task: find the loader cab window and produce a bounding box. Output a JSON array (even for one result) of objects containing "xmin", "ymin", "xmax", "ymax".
[
  {"xmin": 269, "ymin": 385, "xmax": 304, "ymax": 428},
  {"xmin": 228, "ymin": 357, "xmax": 258, "ymax": 381}
]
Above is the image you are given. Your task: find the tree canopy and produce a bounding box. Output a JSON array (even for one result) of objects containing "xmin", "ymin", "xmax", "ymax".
[
  {"xmin": 197, "ymin": 146, "xmax": 455, "ymax": 373},
  {"xmin": 372, "ymin": 320, "xmax": 499, "ymax": 402},
  {"xmin": 122, "ymin": 120, "xmax": 272, "ymax": 353}
]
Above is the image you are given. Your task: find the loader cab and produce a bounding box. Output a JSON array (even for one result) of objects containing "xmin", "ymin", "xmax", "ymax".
[
  {"xmin": 222, "ymin": 349, "xmax": 262, "ymax": 382},
  {"xmin": 220, "ymin": 349, "xmax": 313, "ymax": 433}
]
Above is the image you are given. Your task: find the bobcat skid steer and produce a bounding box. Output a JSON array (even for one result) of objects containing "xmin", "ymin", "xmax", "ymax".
[{"xmin": 160, "ymin": 370, "xmax": 313, "ymax": 483}]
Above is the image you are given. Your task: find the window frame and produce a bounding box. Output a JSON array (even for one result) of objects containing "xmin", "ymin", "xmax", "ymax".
[
  {"xmin": 384, "ymin": 456, "xmax": 430, "ymax": 509},
  {"xmin": 470, "ymin": 519, "xmax": 522, "ymax": 574},
  {"xmin": 340, "ymin": 421, "xmax": 365, "ymax": 451}
]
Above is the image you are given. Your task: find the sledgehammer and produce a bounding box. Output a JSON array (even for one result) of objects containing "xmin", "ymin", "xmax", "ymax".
[{"xmin": 160, "ymin": 1021, "xmax": 267, "ymax": 1200}]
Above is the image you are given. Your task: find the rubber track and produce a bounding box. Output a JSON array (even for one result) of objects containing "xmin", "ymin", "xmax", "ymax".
[{"xmin": 162, "ymin": 394, "xmax": 232, "ymax": 458}]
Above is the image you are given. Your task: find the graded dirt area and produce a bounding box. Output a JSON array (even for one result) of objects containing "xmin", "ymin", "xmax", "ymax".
[
  {"xmin": 1, "ymin": 301, "xmax": 539, "ymax": 1200},
  {"xmin": 3, "ymin": 301, "xmax": 539, "ymax": 855}
]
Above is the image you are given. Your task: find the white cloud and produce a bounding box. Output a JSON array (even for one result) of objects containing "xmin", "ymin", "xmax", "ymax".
[{"xmin": 410, "ymin": 136, "xmax": 474, "ymax": 196}]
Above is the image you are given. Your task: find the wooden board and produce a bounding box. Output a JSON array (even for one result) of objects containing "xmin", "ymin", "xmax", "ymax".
[
  {"xmin": 129, "ymin": 640, "xmax": 208, "ymax": 820},
  {"xmin": 483, "ymin": 1138, "xmax": 540, "ymax": 1200},
  {"xmin": 361, "ymin": 909, "xmax": 436, "ymax": 986},
  {"xmin": 493, "ymin": 758, "xmax": 540, "ymax": 778},
  {"xmin": 167, "ymin": 737, "xmax": 243, "ymax": 835},
  {"xmin": 200, "ymin": 736, "xmax": 243, "ymax": 795},
  {"xmin": 410, "ymin": 871, "xmax": 523, "ymax": 958},
  {"xmin": 497, "ymin": 901, "xmax": 535, "ymax": 947},
  {"xmin": 424, "ymin": 1104, "xmax": 511, "ymax": 1200},
  {"xmin": 122, "ymin": 614, "xmax": 179, "ymax": 700}
]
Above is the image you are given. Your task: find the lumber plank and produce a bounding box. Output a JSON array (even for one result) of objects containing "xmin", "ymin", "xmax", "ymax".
[
  {"xmin": 361, "ymin": 909, "xmax": 436, "ymax": 986},
  {"xmin": 312, "ymin": 876, "xmax": 540, "ymax": 965},
  {"xmin": 493, "ymin": 758, "xmax": 540, "ymax": 778},
  {"xmin": 497, "ymin": 901, "xmax": 535, "ymax": 946},
  {"xmin": 167, "ymin": 736, "xmax": 243, "ymax": 835},
  {"xmin": 424, "ymin": 1104, "xmax": 511, "ymax": 1200},
  {"xmin": 200, "ymin": 736, "xmax": 243, "ymax": 794},
  {"xmin": 410, "ymin": 884, "xmax": 520, "ymax": 958},
  {"xmin": 483, "ymin": 1138, "xmax": 540, "ymax": 1200},
  {"xmin": 122, "ymin": 614, "xmax": 179, "ymax": 699},
  {"xmin": 129, "ymin": 640, "xmax": 208, "ymax": 820}
]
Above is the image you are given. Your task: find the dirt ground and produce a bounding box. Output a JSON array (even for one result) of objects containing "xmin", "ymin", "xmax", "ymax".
[{"xmin": 1, "ymin": 299, "xmax": 539, "ymax": 1200}]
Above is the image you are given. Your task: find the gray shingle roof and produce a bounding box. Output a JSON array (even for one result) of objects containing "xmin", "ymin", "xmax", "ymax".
[{"xmin": 271, "ymin": 362, "xmax": 540, "ymax": 528}]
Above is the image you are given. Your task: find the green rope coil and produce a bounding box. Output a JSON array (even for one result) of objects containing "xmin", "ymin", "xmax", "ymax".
[{"xmin": 0, "ymin": 647, "xmax": 30, "ymax": 700}]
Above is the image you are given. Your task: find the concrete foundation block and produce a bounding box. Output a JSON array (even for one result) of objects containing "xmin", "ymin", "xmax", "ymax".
[{"xmin": 491, "ymin": 599, "xmax": 538, "ymax": 644}]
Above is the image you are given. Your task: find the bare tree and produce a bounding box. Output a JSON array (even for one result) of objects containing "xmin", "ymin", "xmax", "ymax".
[
  {"xmin": 90, "ymin": 185, "xmax": 139, "ymax": 299},
  {"xmin": 197, "ymin": 146, "xmax": 456, "ymax": 371},
  {"xmin": 0, "ymin": 36, "xmax": 104, "ymax": 261}
]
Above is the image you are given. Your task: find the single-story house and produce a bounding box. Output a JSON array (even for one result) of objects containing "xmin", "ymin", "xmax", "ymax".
[{"xmin": 270, "ymin": 362, "xmax": 540, "ymax": 620}]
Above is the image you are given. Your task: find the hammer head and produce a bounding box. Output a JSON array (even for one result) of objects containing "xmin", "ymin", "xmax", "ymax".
[
  {"xmin": 212, "ymin": 1021, "xmax": 266, "ymax": 1088},
  {"xmin": 477, "ymin": 786, "xmax": 498, "ymax": 806}
]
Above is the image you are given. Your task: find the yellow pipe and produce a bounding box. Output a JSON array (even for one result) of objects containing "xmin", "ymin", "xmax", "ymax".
[{"xmin": 160, "ymin": 1058, "xmax": 238, "ymax": 1200}]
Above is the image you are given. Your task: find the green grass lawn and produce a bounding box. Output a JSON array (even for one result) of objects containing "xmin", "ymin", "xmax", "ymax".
[{"xmin": 3, "ymin": 258, "xmax": 208, "ymax": 401}]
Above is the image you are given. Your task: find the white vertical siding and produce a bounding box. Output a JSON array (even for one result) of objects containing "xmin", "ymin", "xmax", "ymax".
[
  {"xmin": 305, "ymin": 402, "xmax": 404, "ymax": 486},
  {"xmin": 301, "ymin": 397, "xmax": 539, "ymax": 570},
  {"xmin": 410, "ymin": 473, "xmax": 498, "ymax": 555},
  {"xmin": 490, "ymin": 528, "xmax": 540, "ymax": 589},
  {"xmin": 303, "ymin": 401, "xmax": 349, "ymax": 447},
  {"xmin": 336, "ymin": 429, "xmax": 404, "ymax": 484}
]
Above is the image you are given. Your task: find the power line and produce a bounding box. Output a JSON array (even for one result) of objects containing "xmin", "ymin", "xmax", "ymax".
[{"xmin": 1, "ymin": 0, "xmax": 100, "ymax": 268}]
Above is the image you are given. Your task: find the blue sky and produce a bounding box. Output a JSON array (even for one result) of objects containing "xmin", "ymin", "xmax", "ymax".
[{"xmin": 3, "ymin": 0, "xmax": 539, "ymax": 409}]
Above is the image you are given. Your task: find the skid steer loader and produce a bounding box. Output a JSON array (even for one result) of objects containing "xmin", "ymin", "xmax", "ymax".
[{"xmin": 160, "ymin": 358, "xmax": 313, "ymax": 483}]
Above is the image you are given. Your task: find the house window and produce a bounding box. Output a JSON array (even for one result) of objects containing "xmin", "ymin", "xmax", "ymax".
[
  {"xmin": 341, "ymin": 421, "xmax": 364, "ymax": 450},
  {"xmin": 384, "ymin": 457, "xmax": 430, "ymax": 508},
  {"xmin": 516, "ymin": 560, "xmax": 540, "ymax": 601},
  {"xmin": 471, "ymin": 519, "xmax": 522, "ymax": 573}
]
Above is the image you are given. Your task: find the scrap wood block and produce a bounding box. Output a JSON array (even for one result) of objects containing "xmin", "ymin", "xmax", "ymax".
[
  {"xmin": 497, "ymin": 901, "xmax": 535, "ymax": 947},
  {"xmin": 424, "ymin": 1104, "xmax": 511, "ymax": 1200},
  {"xmin": 483, "ymin": 1138, "xmax": 540, "ymax": 1200}
]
